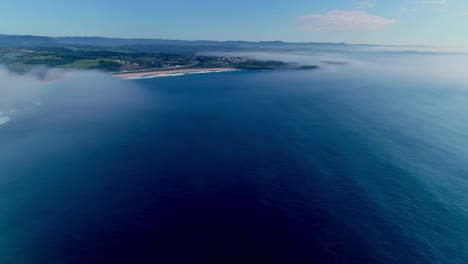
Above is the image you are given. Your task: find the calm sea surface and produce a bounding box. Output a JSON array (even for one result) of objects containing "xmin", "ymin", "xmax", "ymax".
[{"xmin": 1, "ymin": 55, "xmax": 468, "ymax": 263}]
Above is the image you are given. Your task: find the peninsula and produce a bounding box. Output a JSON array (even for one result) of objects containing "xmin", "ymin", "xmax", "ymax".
[{"xmin": 0, "ymin": 36, "xmax": 321, "ymax": 75}]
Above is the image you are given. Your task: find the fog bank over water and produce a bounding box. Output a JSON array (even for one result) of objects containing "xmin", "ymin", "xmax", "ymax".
[
  {"xmin": 0, "ymin": 66, "xmax": 147, "ymax": 126},
  {"xmin": 203, "ymin": 49, "xmax": 468, "ymax": 85}
]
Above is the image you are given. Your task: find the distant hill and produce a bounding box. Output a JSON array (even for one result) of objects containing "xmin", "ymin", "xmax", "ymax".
[
  {"xmin": 0, "ymin": 34, "xmax": 58, "ymax": 47},
  {"xmin": 1, "ymin": 34, "xmax": 434, "ymax": 54},
  {"xmin": 0, "ymin": 34, "xmax": 348, "ymax": 49}
]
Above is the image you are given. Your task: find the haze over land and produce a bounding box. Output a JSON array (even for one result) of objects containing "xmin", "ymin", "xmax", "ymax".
[{"xmin": 1, "ymin": 33, "xmax": 466, "ymax": 77}]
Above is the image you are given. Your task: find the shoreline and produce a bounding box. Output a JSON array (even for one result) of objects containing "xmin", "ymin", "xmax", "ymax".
[{"xmin": 112, "ymin": 68, "xmax": 237, "ymax": 79}]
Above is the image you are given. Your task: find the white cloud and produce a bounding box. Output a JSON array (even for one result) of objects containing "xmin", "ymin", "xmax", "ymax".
[
  {"xmin": 358, "ymin": 1, "xmax": 375, "ymax": 9},
  {"xmin": 463, "ymin": 11, "xmax": 468, "ymax": 16},
  {"xmin": 298, "ymin": 10, "xmax": 397, "ymax": 32},
  {"xmin": 419, "ymin": 0, "xmax": 448, "ymax": 5}
]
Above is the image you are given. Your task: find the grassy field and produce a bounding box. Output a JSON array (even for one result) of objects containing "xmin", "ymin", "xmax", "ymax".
[
  {"xmin": 1, "ymin": 52, "xmax": 28, "ymax": 60},
  {"xmin": 24, "ymin": 55, "xmax": 62, "ymax": 61},
  {"xmin": 5, "ymin": 62, "xmax": 38, "ymax": 72},
  {"xmin": 60, "ymin": 59, "xmax": 101, "ymax": 69}
]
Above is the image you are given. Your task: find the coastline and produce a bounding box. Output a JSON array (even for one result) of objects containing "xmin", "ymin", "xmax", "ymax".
[{"xmin": 112, "ymin": 68, "xmax": 237, "ymax": 79}]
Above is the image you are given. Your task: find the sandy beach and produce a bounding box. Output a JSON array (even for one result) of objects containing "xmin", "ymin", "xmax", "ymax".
[{"xmin": 113, "ymin": 68, "xmax": 237, "ymax": 78}]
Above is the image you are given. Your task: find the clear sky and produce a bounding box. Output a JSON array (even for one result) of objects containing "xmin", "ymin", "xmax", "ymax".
[{"xmin": 1, "ymin": 0, "xmax": 467, "ymax": 46}]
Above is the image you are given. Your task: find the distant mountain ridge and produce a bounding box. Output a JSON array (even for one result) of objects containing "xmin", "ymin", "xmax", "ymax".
[
  {"xmin": 0, "ymin": 34, "xmax": 59, "ymax": 47},
  {"xmin": 0, "ymin": 34, "xmax": 349, "ymax": 48},
  {"xmin": 0, "ymin": 34, "xmax": 437, "ymax": 54}
]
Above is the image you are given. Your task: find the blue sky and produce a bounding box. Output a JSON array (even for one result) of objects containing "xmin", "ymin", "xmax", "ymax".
[{"xmin": 1, "ymin": 0, "xmax": 467, "ymax": 46}]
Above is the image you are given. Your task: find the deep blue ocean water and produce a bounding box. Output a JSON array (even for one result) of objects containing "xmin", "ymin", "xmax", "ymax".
[{"xmin": 1, "ymin": 58, "xmax": 468, "ymax": 263}]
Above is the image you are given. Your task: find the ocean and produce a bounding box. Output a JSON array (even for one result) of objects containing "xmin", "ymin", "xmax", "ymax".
[{"xmin": 0, "ymin": 52, "xmax": 468, "ymax": 263}]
